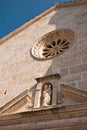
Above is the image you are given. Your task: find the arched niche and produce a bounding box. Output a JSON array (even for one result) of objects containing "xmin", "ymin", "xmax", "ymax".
[{"xmin": 34, "ymin": 74, "xmax": 60, "ymax": 108}]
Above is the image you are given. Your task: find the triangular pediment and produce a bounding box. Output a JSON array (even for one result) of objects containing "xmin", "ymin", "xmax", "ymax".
[
  {"xmin": 1, "ymin": 84, "xmax": 87, "ymax": 115},
  {"xmin": 0, "ymin": 90, "xmax": 33, "ymax": 115},
  {"xmin": 60, "ymin": 84, "xmax": 87, "ymax": 105}
]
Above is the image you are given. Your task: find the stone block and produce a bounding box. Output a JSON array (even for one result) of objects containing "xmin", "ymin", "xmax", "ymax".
[
  {"xmin": 67, "ymin": 82, "xmax": 77, "ymax": 88},
  {"xmin": 60, "ymin": 73, "xmax": 81, "ymax": 83},
  {"xmin": 59, "ymin": 58, "xmax": 81, "ymax": 68},
  {"xmin": 63, "ymin": 45, "xmax": 79, "ymax": 61},
  {"xmin": 70, "ymin": 63, "xmax": 87, "ymax": 74},
  {"xmin": 83, "ymin": 71, "xmax": 87, "ymax": 80},
  {"xmin": 60, "ymin": 68, "xmax": 69, "ymax": 76},
  {"xmin": 82, "ymin": 56, "xmax": 87, "ymax": 63},
  {"xmin": 78, "ymin": 80, "xmax": 87, "ymax": 91}
]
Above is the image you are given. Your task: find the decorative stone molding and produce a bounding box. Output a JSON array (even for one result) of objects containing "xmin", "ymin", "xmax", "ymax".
[
  {"xmin": 0, "ymin": 90, "xmax": 33, "ymax": 115},
  {"xmin": 1, "ymin": 83, "xmax": 87, "ymax": 115},
  {"xmin": 0, "ymin": 84, "xmax": 87, "ymax": 129},
  {"xmin": 34, "ymin": 77, "xmax": 87, "ymax": 109},
  {"xmin": 0, "ymin": 102, "xmax": 87, "ymax": 130},
  {"xmin": 60, "ymin": 84, "xmax": 87, "ymax": 102},
  {"xmin": 34, "ymin": 74, "xmax": 61, "ymax": 108},
  {"xmin": 31, "ymin": 29, "xmax": 75, "ymax": 60}
]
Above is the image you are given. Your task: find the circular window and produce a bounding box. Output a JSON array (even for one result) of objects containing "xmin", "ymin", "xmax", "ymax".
[{"xmin": 31, "ymin": 29, "xmax": 75, "ymax": 60}]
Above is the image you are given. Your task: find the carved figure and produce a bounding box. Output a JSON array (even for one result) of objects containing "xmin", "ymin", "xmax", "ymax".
[{"xmin": 42, "ymin": 83, "xmax": 52, "ymax": 107}]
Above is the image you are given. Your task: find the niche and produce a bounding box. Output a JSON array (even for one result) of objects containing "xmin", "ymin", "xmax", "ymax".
[{"xmin": 34, "ymin": 74, "xmax": 60, "ymax": 108}]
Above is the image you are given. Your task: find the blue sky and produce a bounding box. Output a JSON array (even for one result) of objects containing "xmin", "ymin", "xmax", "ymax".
[{"xmin": 0, "ymin": 0, "xmax": 73, "ymax": 38}]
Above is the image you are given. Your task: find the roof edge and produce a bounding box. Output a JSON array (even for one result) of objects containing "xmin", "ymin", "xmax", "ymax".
[{"xmin": 0, "ymin": 0, "xmax": 87, "ymax": 44}]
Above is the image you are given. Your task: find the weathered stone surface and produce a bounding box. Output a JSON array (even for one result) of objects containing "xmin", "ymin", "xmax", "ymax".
[
  {"xmin": 0, "ymin": 90, "xmax": 33, "ymax": 115},
  {"xmin": 70, "ymin": 63, "xmax": 87, "ymax": 74},
  {"xmin": 0, "ymin": 1, "xmax": 87, "ymax": 129},
  {"xmin": 59, "ymin": 73, "xmax": 81, "ymax": 84},
  {"xmin": 0, "ymin": 103, "xmax": 87, "ymax": 130},
  {"xmin": 60, "ymin": 68, "xmax": 69, "ymax": 76},
  {"xmin": 78, "ymin": 80, "xmax": 87, "ymax": 91},
  {"xmin": 0, "ymin": 0, "xmax": 87, "ymax": 110},
  {"xmin": 59, "ymin": 58, "xmax": 82, "ymax": 68},
  {"xmin": 82, "ymin": 56, "xmax": 87, "ymax": 63},
  {"xmin": 83, "ymin": 71, "xmax": 87, "ymax": 80}
]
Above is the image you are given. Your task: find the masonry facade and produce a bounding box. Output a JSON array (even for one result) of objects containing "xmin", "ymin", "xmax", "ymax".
[{"xmin": 0, "ymin": 0, "xmax": 87, "ymax": 129}]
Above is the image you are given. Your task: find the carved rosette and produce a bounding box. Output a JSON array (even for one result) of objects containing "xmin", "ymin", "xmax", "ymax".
[{"xmin": 31, "ymin": 29, "xmax": 75, "ymax": 60}]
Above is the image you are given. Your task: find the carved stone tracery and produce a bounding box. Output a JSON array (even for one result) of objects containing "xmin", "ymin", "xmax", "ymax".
[{"xmin": 32, "ymin": 29, "xmax": 75, "ymax": 60}]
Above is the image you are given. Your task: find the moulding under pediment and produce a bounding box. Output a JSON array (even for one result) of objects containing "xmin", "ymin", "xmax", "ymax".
[
  {"xmin": 0, "ymin": 90, "xmax": 33, "ymax": 115},
  {"xmin": 0, "ymin": 102, "xmax": 87, "ymax": 130},
  {"xmin": 61, "ymin": 84, "xmax": 87, "ymax": 102}
]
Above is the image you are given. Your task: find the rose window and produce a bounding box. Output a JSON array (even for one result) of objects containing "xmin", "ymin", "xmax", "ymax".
[{"xmin": 31, "ymin": 29, "xmax": 75, "ymax": 60}]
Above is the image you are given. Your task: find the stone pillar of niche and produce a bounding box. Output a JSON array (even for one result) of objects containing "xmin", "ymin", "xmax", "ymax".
[{"xmin": 34, "ymin": 74, "xmax": 60, "ymax": 108}]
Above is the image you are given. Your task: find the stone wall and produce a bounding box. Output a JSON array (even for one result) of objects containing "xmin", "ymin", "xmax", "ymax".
[{"xmin": 0, "ymin": 1, "xmax": 87, "ymax": 107}]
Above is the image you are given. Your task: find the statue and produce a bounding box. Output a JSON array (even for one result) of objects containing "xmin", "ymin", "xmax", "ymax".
[{"xmin": 42, "ymin": 83, "xmax": 52, "ymax": 107}]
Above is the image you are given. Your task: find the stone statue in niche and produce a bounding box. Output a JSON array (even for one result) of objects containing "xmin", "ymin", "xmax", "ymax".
[{"xmin": 41, "ymin": 82, "xmax": 52, "ymax": 107}]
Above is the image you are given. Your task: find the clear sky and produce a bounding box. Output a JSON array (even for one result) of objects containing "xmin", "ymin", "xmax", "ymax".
[{"xmin": 0, "ymin": 0, "xmax": 74, "ymax": 38}]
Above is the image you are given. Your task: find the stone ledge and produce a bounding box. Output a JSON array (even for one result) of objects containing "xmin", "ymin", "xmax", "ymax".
[
  {"xmin": 0, "ymin": 102, "xmax": 87, "ymax": 124},
  {"xmin": 0, "ymin": 103, "xmax": 87, "ymax": 129}
]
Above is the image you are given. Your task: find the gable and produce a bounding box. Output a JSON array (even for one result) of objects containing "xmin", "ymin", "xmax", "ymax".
[
  {"xmin": 61, "ymin": 84, "xmax": 87, "ymax": 102},
  {"xmin": 0, "ymin": 90, "xmax": 33, "ymax": 115},
  {"xmin": 0, "ymin": 0, "xmax": 87, "ymax": 109},
  {"xmin": 60, "ymin": 84, "xmax": 87, "ymax": 106}
]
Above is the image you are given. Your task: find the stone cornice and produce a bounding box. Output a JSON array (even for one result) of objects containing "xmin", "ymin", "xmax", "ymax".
[
  {"xmin": 0, "ymin": 0, "xmax": 87, "ymax": 44},
  {"xmin": 0, "ymin": 102, "xmax": 87, "ymax": 129},
  {"xmin": 0, "ymin": 102, "xmax": 87, "ymax": 123},
  {"xmin": 36, "ymin": 74, "xmax": 61, "ymax": 82},
  {"xmin": 0, "ymin": 90, "xmax": 33, "ymax": 115},
  {"xmin": 61, "ymin": 84, "xmax": 87, "ymax": 102}
]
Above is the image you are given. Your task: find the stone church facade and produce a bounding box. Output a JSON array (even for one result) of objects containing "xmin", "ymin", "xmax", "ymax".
[{"xmin": 0, "ymin": 0, "xmax": 87, "ymax": 129}]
